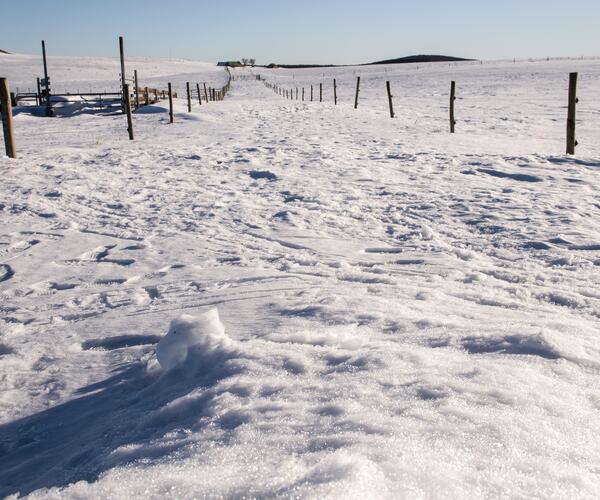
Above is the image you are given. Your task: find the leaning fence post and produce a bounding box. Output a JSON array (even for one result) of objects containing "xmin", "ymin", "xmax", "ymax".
[
  {"xmin": 196, "ymin": 83, "xmax": 202, "ymax": 105},
  {"xmin": 566, "ymin": 72, "xmax": 578, "ymax": 154},
  {"xmin": 0, "ymin": 78, "xmax": 17, "ymax": 158},
  {"xmin": 186, "ymin": 82, "xmax": 191, "ymax": 112},
  {"xmin": 41, "ymin": 40, "xmax": 53, "ymax": 116},
  {"xmin": 354, "ymin": 76, "xmax": 360, "ymax": 109},
  {"xmin": 450, "ymin": 81, "xmax": 456, "ymax": 133},
  {"xmin": 333, "ymin": 79, "xmax": 337, "ymax": 105},
  {"xmin": 168, "ymin": 82, "xmax": 174, "ymax": 123},
  {"xmin": 204, "ymin": 83, "xmax": 208, "ymax": 102},
  {"xmin": 123, "ymin": 83, "xmax": 134, "ymax": 140},
  {"xmin": 386, "ymin": 81, "xmax": 394, "ymax": 118}
]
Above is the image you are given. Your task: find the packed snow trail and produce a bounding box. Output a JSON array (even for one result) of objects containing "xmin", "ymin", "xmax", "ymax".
[{"xmin": 1, "ymin": 59, "xmax": 600, "ymax": 498}]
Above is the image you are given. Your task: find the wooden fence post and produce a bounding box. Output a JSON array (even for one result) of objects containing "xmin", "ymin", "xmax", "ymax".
[
  {"xmin": 41, "ymin": 40, "xmax": 53, "ymax": 116},
  {"xmin": 319, "ymin": 83, "xmax": 322, "ymax": 102},
  {"xmin": 119, "ymin": 36, "xmax": 126, "ymax": 114},
  {"xmin": 302, "ymin": 87, "xmax": 305, "ymax": 101},
  {"xmin": 296, "ymin": 87, "xmax": 298, "ymax": 100},
  {"xmin": 386, "ymin": 81, "xmax": 394, "ymax": 118},
  {"xmin": 333, "ymin": 79, "xmax": 337, "ymax": 105},
  {"xmin": 196, "ymin": 83, "xmax": 202, "ymax": 105},
  {"xmin": 354, "ymin": 76, "xmax": 360, "ymax": 109},
  {"xmin": 168, "ymin": 82, "xmax": 174, "ymax": 123},
  {"xmin": 145, "ymin": 86, "xmax": 149, "ymax": 106},
  {"xmin": 186, "ymin": 82, "xmax": 191, "ymax": 112},
  {"xmin": 311, "ymin": 85, "xmax": 313, "ymax": 101},
  {"xmin": 36, "ymin": 77, "xmax": 42, "ymax": 106},
  {"xmin": 204, "ymin": 83, "xmax": 208, "ymax": 102},
  {"xmin": 134, "ymin": 69, "xmax": 139, "ymax": 110},
  {"xmin": 0, "ymin": 78, "xmax": 17, "ymax": 158},
  {"xmin": 450, "ymin": 81, "xmax": 456, "ymax": 133},
  {"xmin": 566, "ymin": 72, "xmax": 578, "ymax": 155},
  {"xmin": 123, "ymin": 83, "xmax": 134, "ymax": 140}
]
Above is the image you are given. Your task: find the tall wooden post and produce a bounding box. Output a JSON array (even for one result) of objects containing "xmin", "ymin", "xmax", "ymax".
[
  {"xmin": 319, "ymin": 83, "xmax": 322, "ymax": 102},
  {"xmin": 311, "ymin": 85, "xmax": 313, "ymax": 101},
  {"xmin": 119, "ymin": 36, "xmax": 126, "ymax": 114},
  {"xmin": 333, "ymin": 79, "xmax": 337, "ymax": 105},
  {"xmin": 450, "ymin": 81, "xmax": 456, "ymax": 133},
  {"xmin": 204, "ymin": 83, "xmax": 208, "ymax": 102},
  {"xmin": 386, "ymin": 81, "xmax": 394, "ymax": 118},
  {"xmin": 41, "ymin": 40, "xmax": 53, "ymax": 116},
  {"xmin": 123, "ymin": 84, "xmax": 134, "ymax": 140},
  {"xmin": 302, "ymin": 87, "xmax": 305, "ymax": 101},
  {"xmin": 566, "ymin": 72, "xmax": 578, "ymax": 155},
  {"xmin": 0, "ymin": 78, "xmax": 17, "ymax": 158},
  {"xmin": 144, "ymin": 86, "xmax": 149, "ymax": 106},
  {"xmin": 134, "ymin": 69, "xmax": 139, "ymax": 110},
  {"xmin": 354, "ymin": 76, "xmax": 360, "ymax": 109},
  {"xmin": 296, "ymin": 87, "xmax": 298, "ymax": 100},
  {"xmin": 186, "ymin": 82, "xmax": 191, "ymax": 111},
  {"xmin": 168, "ymin": 82, "xmax": 174, "ymax": 123},
  {"xmin": 196, "ymin": 83, "xmax": 202, "ymax": 105}
]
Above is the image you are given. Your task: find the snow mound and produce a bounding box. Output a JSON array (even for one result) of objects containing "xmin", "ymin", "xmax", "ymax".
[{"xmin": 156, "ymin": 309, "xmax": 231, "ymax": 371}]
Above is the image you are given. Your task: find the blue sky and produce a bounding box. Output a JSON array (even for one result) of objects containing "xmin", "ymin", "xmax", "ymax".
[{"xmin": 1, "ymin": 0, "xmax": 598, "ymax": 63}]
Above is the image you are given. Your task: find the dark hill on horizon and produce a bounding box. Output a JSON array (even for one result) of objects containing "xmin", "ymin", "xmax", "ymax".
[
  {"xmin": 260, "ymin": 55, "xmax": 473, "ymax": 69},
  {"xmin": 368, "ymin": 54, "xmax": 473, "ymax": 65}
]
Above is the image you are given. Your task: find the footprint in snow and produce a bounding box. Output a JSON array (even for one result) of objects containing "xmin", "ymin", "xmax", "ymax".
[
  {"xmin": 248, "ymin": 170, "xmax": 278, "ymax": 181},
  {"xmin": 0, "ymin": 264, "xmax": 14, "ymax": 283}
]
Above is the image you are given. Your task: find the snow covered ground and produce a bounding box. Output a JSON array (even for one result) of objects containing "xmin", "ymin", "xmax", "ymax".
[{"xmin": 1, "ymin": 53, "xmax": 600, "ymax": 498}]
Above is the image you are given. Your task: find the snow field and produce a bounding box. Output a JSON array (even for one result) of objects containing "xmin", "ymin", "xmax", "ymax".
[{"xmin": 1, "ymin": 54, "xmax": 600, "ymax": 498}]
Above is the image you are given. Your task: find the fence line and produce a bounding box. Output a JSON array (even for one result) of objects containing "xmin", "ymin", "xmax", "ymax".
[
  {"xmin": 258, "ymin": 71, "xmax": 582, "ymax": 154},
  {"xmin": 1, "ymin": 52, "xmax": 585, "ymax": 156}
]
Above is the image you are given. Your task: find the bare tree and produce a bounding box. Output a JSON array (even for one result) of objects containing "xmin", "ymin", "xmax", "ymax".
[
  {"xmin": 249, "ymin": 58, "xmax": 256, "ymax": 66},
  {"xmin": 241, "ymin": 58, "xmax": 249, "ymax": 66}
]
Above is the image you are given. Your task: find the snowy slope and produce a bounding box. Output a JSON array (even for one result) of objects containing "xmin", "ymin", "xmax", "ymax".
[
  {"xmin": 0, "ymin": 52, "xmax": 226, "ymax": 94},
  {"xmin": 1, "ymin": 56, "xmax": 600, "ymax": 499}
]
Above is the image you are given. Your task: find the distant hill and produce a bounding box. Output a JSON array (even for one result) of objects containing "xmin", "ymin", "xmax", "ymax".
[
  {"xmin": 263, "ymin": 63, "xmax": 336, "ymax": 69},
  {"xmin": 0, "ymin": 49, "xmax": 11, "ymax": 54},
  {"xmin": 369, "ymin": 55, "xmax": 473, "ymax": 65},
  {"xmin": 260, "ymin": 55, "xmax": 473, "ymax": 69}
]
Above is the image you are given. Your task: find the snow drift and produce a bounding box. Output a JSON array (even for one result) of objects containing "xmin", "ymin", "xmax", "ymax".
[{"xmin": 156, "ymin": 309, "xmax": 231, "ymax": 371}]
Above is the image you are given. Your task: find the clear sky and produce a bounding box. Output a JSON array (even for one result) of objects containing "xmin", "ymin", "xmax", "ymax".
[{"xmin": 1, "ymin": 0, "xmax": 598, "ymax": 64}]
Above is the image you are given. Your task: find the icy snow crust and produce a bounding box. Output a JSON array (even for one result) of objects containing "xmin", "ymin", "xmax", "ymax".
[{"xmin": 1, "ymin": 55, "xmax": 600, "ymax": 498}]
